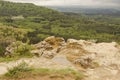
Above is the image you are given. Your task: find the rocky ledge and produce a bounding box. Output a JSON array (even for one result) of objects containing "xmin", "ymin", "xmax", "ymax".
[{"xmin": 3, "ymin": 36, "xmax": 120, "ymax": 80}]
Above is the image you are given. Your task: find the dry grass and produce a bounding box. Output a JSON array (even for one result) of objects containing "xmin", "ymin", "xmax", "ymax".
[{"xmin": 0, "ymin": 63, "xmax": 84, "ymax": 80}]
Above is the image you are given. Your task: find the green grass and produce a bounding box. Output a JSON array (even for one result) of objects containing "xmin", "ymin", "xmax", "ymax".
[
  {"xmin": 4, "ymin": 62, "xmax": 33, "ymax": 78},
  {"xmin": 1, "ymin": 62, "xmax": 84, "ymax": 80},
  {"xmin": 34, "ymin": 68, "xmax": 84, "ymax": 80},
  {"xmin": 0, "ymin": 41, "xmax": 34, "ymax": 62},
  {"xmin": 0, "ymin": 57, "xmax": 19, "ymax": 62},
  {"xmin": 0, "ymin": 55, "xmax": 33, "ymax": 62}
]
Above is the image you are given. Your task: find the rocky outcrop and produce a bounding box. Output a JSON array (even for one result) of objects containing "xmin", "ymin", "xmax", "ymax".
[
  {"xmin": 44, "ymin": 36, "xmax": 65, "ymax": 48},
  {"xmin": 4, "ymin": 41, "xmax": 32, "ymax": 57},
  {"xmin": 4, "ymin": 42, "xmax": 17, "ymax": 56},
  {"xmin": 31, "ymin": 36, "xmax": 94, "ymax": 62},
  {"xmin": 31, "ymin": 36, "xmax": 66, "ymax": 58},
  {"xmin": 34, "ymin": 41, "xmax": 53, "ymax": 50},
  {"xmin": 67, "ymin": 39, "xmax": 83, "ymax": 49},
  {"xmin": 74, "ymin": 53, "xmax": 97, "ymax": 68},
  {"xmin": 2, "ymin": 36, "xmax": 120, "ymax": 80}
]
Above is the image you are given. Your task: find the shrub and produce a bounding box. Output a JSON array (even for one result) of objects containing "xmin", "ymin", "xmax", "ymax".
[
  {"xmin": 12, "ymin": 41, "xmax": 33, "ymax": 57},
  {"xmin": 3, "ymin": 67, "xmax": 84, "ymax": 80},
  {"xmin": 5, "ymin": 62, "xmax": 33, "ymax": 78},
  {"xmin": 0, "ymin": 46, "xmax": 5, "ymax": 57}
]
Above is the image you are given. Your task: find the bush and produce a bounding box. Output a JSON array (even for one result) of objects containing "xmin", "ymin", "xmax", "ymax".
[
  {"xmin": 5, "ymin": 62, "xmax": 33, "ymax": 78},
  {"xmin": 9, "ymin": 41, "xmax": 33, "ymax": 57},
  {"xmin": 0, "ymin": 45, "xmax": 5, "ymax": 56}
]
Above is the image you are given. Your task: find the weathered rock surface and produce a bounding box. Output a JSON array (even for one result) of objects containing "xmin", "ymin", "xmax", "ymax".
[
  {"xmin": 82, "ymin": 42, "xmax": 120, "ymax": 80},
  {"xmin": 0, "ymin": 54, "xmax": 76, "ymax": 75},
  {"xmin": 1, "ymin": 36, "xmax": 120, "ymax": 80},
  {"xmin": 74, "ymin": 53, "xmax": 96, "ymax": 68},
  {"xmin": 4, "ymin": 42, "xmax": 18, "ymax": 56},
  {"xmin": 31, "ymin": 36, "xmax": 66, "ymax": 58}
]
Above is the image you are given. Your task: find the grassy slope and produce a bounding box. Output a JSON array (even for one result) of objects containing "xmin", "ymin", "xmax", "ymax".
[
  {"xmin": 0, "ymin": 1, "xmax": 120, "ymax": 56},
  {"xmin": 0, "ymin": 1, "xmax": 120, "ymax": 43}
]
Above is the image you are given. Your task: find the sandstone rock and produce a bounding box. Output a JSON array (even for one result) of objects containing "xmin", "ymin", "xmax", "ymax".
[
  {"xmin": 67, "ymin": 39, "xmax": 83, "ymax": 49},
  {"xmin": 44, "ymin": 36, "xmax": 65, "ymax": 48},
  {"xmin": 32, "ymin": 36, "xmax": 66, "ymax": 58},
  {"xmin": 31, "ymin": 49, "xmax": 44, "ymax": 57},
  {"xmin": 42, "ymin": 50, "xmax": 56, "ymax": 59},
  {"xmin": 87, "ymin": 39, "xmax": 97, "ymax": 43},
  {"xmin": 4, "ymin": 42, "xmax": 16, "ymax": 56},
  {"xmin": 67, "ymin": 39, "xmax": 94, "ymax": 49},
  {"xmin": 74, "ymin": 53, "xmax": 96, "ymax": 68},
  {"xmin": 34, "ymin": 41, "xmax": 53, "ymax": 50},
  {"xmin": 67, "ymin": 39, "xmax": 79, "ymax": 44}
]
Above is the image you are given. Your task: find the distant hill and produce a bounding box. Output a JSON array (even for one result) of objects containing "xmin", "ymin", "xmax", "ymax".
[
  {"xmin": 0, "ymin": 1, "xmax": 62, "ymax": 17},
  {"xmin": 49, "ymin": 6, "xmax": 120, "ymax": 16},
  {"xmin": 0, "ymin": 1, "xmax": 120, "ymax": 55}
]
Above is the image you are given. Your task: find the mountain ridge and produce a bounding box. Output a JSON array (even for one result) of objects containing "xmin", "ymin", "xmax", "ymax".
[{"xmin": 48, "ymin": 6, "xmax": 120, "ymax": 16}]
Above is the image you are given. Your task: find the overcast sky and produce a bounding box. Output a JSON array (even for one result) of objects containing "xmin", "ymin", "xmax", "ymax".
[{"xmin": 4, "ymin": 0, "xmax": 120, "ymax": 7}]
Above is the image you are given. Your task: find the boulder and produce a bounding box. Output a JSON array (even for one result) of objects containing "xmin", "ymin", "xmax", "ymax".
[
  {"xmin": 4, "ymin": 42, "xmax": 16, "ymax": 56},
  {"xmin": 34, "ymin": 41, "xmax": 53, "ymax": 50},
  {"xmin": 42, "ymin": 50, "xmax": 56, "ymax": 59},
  {"xmin": 5, "ymin": 47, "xmax": 13, "ymax": 56},
  {"xmin": 44, "ymin": 36, "xmax": 65, "ymax": 48},
  {"xmin": 67, "ymin": 39, "xmax": 83, "ymax": 49},
  {"xmin": 31, "ymin": 49, "xmax": 45, "ymax": 57},
  {"xmin": 74, "ymin": 53, "xmax": 96, "ymax": 68},
  {"xmin": 32, "ymin": 36, "xmax": 66, "ymax": 58},
  {"xmin": 67, "ymin": 39, "xmax": 79, "ymax": 44}
]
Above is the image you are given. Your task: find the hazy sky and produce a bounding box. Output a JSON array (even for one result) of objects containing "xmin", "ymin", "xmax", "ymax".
[{"xmin": 4, "ymin": 0, "xmax": 120, "ymax": 7}]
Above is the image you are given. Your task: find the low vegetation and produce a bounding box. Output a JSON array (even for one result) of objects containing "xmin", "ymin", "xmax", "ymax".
[
  {"xmin": 0, "ymin": 24, "xmax": 30, "ymax": 57},
  {"xmin": 4, "ymin": 62, "xmax": 33, "ymax": 78},
  {"xmin": 0, "ymin": 57, "xmax": 19, "ymax": 62},
  {"xmin": 0, "ymin": 0, "xmax": 119, "ymax": 62},
  {"xmin": 0, "ymin": 41, "xmax": 34, "ymax": 62},
  {"xmin": 0, "ymin": 1, "xmax": 119, "ymax": 46},
  {"xmin": 0, "ymin": 62, "xmax": 84, "ymax": 80}
]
